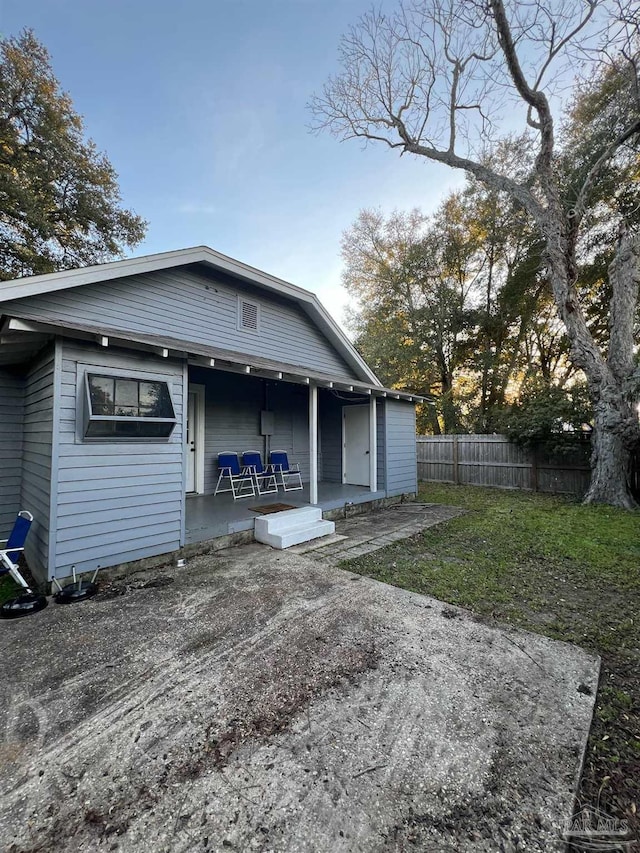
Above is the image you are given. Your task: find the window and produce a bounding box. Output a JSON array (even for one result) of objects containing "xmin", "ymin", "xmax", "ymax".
[
  {"xmin": 238, "ymin": 297, "xmax": 260, "ymax": 332},
  {"xmin": 84, "ymin": 373, "xmax": 176, "ymax": 439}
]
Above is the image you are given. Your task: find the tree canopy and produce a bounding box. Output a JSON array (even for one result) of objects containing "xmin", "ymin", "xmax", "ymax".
[
  {"xmin": 313, "ymin": 0, "xmax": 640, "ymax": 508},
  {"xmin": 342, "ymin": 185, "xmax": 569, "ymax": 435},
  {"xmin": 0, "ymin": 29, "xmax": 146, "ymax": 280}
]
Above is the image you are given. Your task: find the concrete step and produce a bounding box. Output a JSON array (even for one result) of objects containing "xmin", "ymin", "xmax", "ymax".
[
  {"xmin": 259, "ymin": 520, "xmax": 336, "ymax": 550},
  {"xmin": 256, "ymin": 505, "xmax": 322, "ymax": 534},
  {"xmin": 254, "ymin": 508, "xmax": 335, "ymax": 549}
]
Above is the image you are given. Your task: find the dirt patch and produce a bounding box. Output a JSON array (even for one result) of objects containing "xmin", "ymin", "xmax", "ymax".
[
  {"xmin": 0, "ymin": 544, "xmax": 599, "ymax": 853},
  {"xmin": 175, "ymin": 638, "xmax": 379, "ymax": 779},
  {"xmin": 8, "ymin": 633, "xmax": 381, "ymax": 853},
  {"xmin": 93, "ymin": 574, "xmax": 175, "ymax": 600}
]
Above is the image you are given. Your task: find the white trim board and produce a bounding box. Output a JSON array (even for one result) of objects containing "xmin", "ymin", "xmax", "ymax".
[{"xmin": 186, "ymin": 384, "xmax": 206, "ymax": 495}]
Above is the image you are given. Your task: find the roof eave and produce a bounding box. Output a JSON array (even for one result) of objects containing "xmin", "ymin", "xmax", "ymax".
[
  {"xmin": 0, "ymin": 246, "xmax": 380, "ymax": 386},
  {"xmin": 0, "ymin": 314, "xmax": 426, "ymax": 403}
]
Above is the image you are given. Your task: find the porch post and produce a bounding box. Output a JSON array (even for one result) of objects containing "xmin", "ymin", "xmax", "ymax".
[
  {"xmin": 309, "ymin": 382, "xmax": 318, "ymax": 504},
  {"xmin": 369, "ymin": 396, "xmax": 377, "ymax": 492}
]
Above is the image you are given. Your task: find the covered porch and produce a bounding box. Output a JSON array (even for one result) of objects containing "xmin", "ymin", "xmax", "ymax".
[
  {"xmin": 185, "ymin": 482, "xmax": 385, "ymax": 544},
  {"xmin": 184, "ymin": 362, "xmax": 387, "ymax": 535},
  {"xmin": 182, "ymin": 357, "xmax": 418, "ymax": 548}
]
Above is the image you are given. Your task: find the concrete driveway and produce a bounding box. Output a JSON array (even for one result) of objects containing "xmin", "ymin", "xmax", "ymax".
[{"xmin": 1, "ymin": 539, "xmax": 598, "ymax": 853}]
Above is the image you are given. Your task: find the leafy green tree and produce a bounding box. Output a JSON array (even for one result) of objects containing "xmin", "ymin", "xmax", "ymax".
[
  {"xmin": 560, "ymin": 60, "xmax": 640, "ymax": 348},
  {"xmin": 445, "ymin": 166, "xmax": 550, "ymax": 430},
  {"xmin": 342, "ymin": 207, "xmax": 476, "ymax": 433},
  {"xmin": 498, "ymin": 382, "xmax": 593, "ymax": 455},
  {"xmin": 0, "ymin": 30, "xmax": 146, "ymax": 280},
  {"xmin": 342, "ymin": 183, "xmax": 569, "ymax": 434}
]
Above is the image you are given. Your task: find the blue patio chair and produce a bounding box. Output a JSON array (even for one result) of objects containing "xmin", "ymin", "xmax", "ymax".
[
  {"xmin": 269, "ymin": 450, "xmax": 303, "ymax": 492},
  {"xmin": 0, "ymin": 511, "xmax": 48, "ymax": 618},
  {"xmin": 214, "ymin": 451, "xmax": 256, "ymax": 500},
  {"xmin": 242, "ymin": 451, "xmax": 278, "ymax": 496}
]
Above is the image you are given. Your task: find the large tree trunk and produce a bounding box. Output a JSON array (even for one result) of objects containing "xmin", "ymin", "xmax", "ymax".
[
  {"xmin": 542, "ymin": 218, "xmax": 640, "ymax": 510},
  {"xmin": 585, "ymin": 389, "xmax": 639, "ymax": 509},
  {"xmin": 585, "ymin": 231, "xmax": 640, "ymax": 509}
]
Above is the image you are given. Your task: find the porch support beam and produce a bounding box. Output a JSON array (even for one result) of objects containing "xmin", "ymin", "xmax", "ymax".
[
  {"xmin": 369, "ymin": 396, "xmax": 377, "ymax": 492},
  {"xmin": 309, "ymin": 382, "xmax": 318, "ymax": 505}
]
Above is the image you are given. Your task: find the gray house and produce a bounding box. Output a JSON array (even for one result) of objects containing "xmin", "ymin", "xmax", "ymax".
[{"xmin": 0, "ymin": 247, "xmax": 420, "ymax": 585}]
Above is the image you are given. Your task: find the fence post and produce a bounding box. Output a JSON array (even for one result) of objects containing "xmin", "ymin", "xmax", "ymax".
[
  {"xmin": 530, "ymin": 446, "xmax": 539, "ymax": 492},
  {"xmin": 452, "ymin": 434, "xmax": 460, "ymax": 485}
]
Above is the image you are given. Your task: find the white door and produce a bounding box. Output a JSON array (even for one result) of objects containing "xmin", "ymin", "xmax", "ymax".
[
  {"xmin": 186, "ymin": 385, "xmax": 205, "ymax": 494},
  {"xmin": 343, "ymin": 405, "xmax": 370, "ymax": 486}
]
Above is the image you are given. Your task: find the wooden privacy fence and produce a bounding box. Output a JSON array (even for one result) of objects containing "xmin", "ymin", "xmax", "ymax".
[{"xmin": 416, "ymin": 434, "xmax": 593, "ymax": 496}]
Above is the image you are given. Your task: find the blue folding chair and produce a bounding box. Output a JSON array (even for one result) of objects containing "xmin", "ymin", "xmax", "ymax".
[
  {"xmin": 269, "ymin": 450, "xmax": 303, "ymax": 492},
  {"xmin": 242, "ymin": 451, "xmax": 278, "ymax": 496},
  {"xmin": 214, "ymin": 452, "xmax": 256, "ymax": 500},
  {"xmin": 0, "ymin": 511, "xmax": 48, "ymax": 618}
]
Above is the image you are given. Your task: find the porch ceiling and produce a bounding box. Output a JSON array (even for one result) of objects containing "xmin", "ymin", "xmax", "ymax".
[
  {"xmin": 0, "ymin": 329, "xmax": 52, "ymax": 366},
  {"xmin": 0, "ymin": 312, "xmax": 428, "ymax": 402}
]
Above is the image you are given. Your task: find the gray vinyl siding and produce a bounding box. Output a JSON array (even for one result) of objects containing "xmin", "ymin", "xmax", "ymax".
[
  {"xmin": 4, "ymin": 267, "xmax": 358, "ymax": 380},
  {"xmin": 319, "ymin": 390, "xmax": 342, "ymax": 483},
  {"xmin": 193, "ymin": 369, "xmax": 266, "ymax": 494},
  {"xmin": 188, "ymin": 368, "xmax": 311, "ymax": 492},
  {"xmin": 268, "ymin": 381, "xmax": 310, "ymax": 483},
  {"xmin": 385, "ymin": 399, "xmax": 417, "ymax": 496},
  {"xmin": 20, "ymin": 349, "xmax": 55, "ymax": 582},
  {"xmin": 0, "ymin": 368, "xmax": 24, "ymax": 532},
  {"xmin": 54, "ymin": 340, "xmax": 185, "ymax": 578}
]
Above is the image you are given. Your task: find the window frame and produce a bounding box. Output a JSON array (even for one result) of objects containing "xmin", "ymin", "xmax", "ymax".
[{"xmin": 81, "ymin": 369, "xmax": 178, "ymax": 442}]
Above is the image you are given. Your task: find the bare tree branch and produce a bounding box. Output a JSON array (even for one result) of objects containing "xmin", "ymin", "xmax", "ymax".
[
  {"xmin": 570, "ymin": 117, "xmax": 640, "ymax": 230},
  {"xmin": 311, "ymin": 0, "xmax": 640, "ymax": 505}
]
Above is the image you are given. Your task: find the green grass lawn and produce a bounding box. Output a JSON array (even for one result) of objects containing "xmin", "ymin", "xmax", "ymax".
[
  {"xmin": 0, "ymin": 574, "xmax": 20, "ymax": 604},
  {"xmin": 342, "ymin": 483, "xmax": 640, "ymax": 833}
]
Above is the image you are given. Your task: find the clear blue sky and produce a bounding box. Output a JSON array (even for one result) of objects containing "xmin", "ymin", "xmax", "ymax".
[{"xmin": 2, "ymin": 0, "xmax": 463, "ymax": 325}]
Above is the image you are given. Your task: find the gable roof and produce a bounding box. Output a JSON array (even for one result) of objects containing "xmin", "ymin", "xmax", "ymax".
[{"xmin": 0, "ymin": 245, "xmax": 379, "ymax": 385}]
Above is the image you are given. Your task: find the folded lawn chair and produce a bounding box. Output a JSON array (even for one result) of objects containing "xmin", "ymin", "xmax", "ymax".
[
  {"xmin": 0, "ymin": 511, "xmax": 48, "ymax": 618},
  {"xmin": 242, "ymin": 451, "xmax": 278, "ymax": 496},
  {"xmin": 214, "ymin": 451, "xmax": 256, "ymax": 500},
  {"xmin": 269, "ymin": 450, "xmax": 303, "ymax": 492}
]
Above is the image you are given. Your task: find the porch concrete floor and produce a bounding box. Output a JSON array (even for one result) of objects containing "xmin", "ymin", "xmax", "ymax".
[
  {"xmin": 185, "ymin": 481, "xmax": 386, "ymax": 544},
  {"xmin": 0, "ymin": 509, "xmax": 598, "ymax": 853}
]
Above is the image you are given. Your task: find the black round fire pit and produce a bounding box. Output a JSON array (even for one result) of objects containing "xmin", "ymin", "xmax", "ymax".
[
  {"xmin": 0, "ymin": 592, "xmax": 48, "ymax": 619},
  {"xmin": 53, "ymin": 580, "xmax": 99, "ymax": 604}
]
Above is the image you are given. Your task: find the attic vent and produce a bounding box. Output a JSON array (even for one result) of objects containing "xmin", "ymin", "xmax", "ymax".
[{"xmin": 238, "ymin": 298, "xmax": 260, "ymax": 332}]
